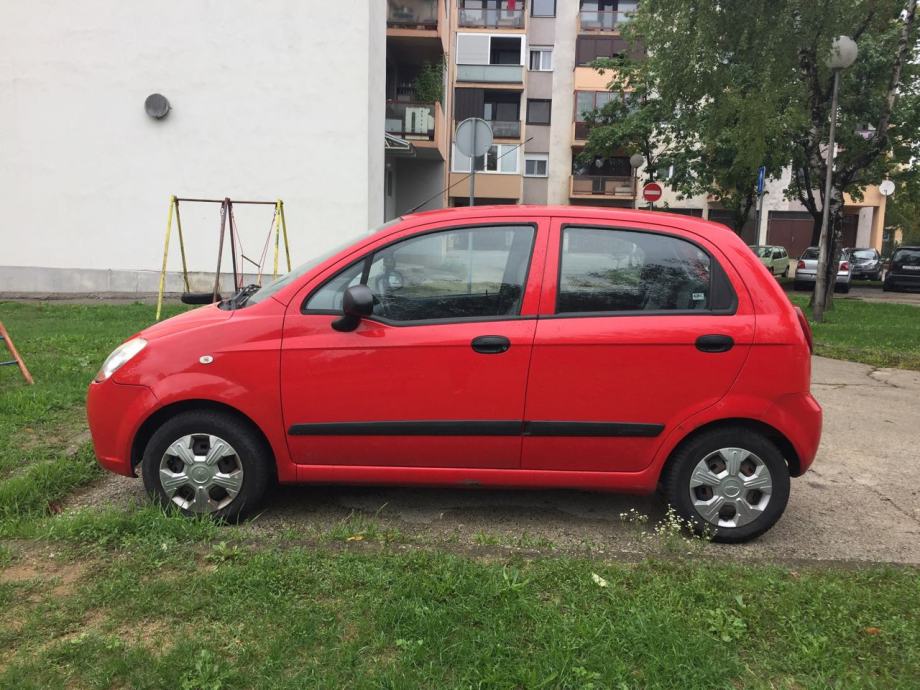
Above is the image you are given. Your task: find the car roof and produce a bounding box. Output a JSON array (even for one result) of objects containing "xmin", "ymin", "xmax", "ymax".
[{"xmin": 401, "ymin": 205, "xmax": 738, "ymax": 237}]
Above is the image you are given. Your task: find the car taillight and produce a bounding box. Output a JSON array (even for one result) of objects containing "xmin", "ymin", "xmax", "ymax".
[
  {"xmin": 794, "ymin": 306, "xmax": 813, "ymax": 354},
  {"xmin": 797, "ymin": 260, "xmax": 806, "ymax": 269},
  {"xmin": 839, "ymin": 261, "xmax": 849, "ymax": 271}
]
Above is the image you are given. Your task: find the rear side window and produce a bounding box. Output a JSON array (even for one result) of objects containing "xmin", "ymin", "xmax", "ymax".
[
  {"xmin": 304, "ymin": 225, "xmax": 536, "ymax": 323},
  {"xmin": 557, "ymin": 227, "xmax": 735, "ymax": 314}
]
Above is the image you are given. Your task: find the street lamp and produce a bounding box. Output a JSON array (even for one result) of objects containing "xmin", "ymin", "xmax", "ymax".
[
  {"xmin": 814, "ymin": 36, "xmax": 858, "ymax": 320},
  {"xmin": 630, "ymin": 154, "xmax": 645, "ymax": 209}
]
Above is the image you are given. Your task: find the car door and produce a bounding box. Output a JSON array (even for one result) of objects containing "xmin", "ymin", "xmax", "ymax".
[
  {"xmin": 280, "ymin": 220, "xmax": 545, "ymax": 469},
  {"xmin": 522, "ymin": 218, "xmax": 754, "ymax": 473}
]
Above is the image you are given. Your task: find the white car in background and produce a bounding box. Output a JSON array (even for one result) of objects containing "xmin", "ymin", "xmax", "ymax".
[{"xmin": 793, "ymin": 246, "xmax": 852, "ymax": 293}]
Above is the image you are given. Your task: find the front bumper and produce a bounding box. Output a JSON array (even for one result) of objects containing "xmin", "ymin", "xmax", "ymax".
[{"xmin": 86, "ymin": 378, "xmax": 158, "ymax": 476}]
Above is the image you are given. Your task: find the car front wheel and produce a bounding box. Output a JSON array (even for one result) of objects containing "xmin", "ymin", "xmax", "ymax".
[
  {"xmin": 662, "ymin": 427, "xmax": 790, "ymax": 543},
  {"xmin": 141, "ymin": 410, "xmax": 271, "ymax": 522}
]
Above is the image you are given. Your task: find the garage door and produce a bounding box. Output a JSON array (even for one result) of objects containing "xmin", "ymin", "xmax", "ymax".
[{"xmin": 767, "ymin": 212, "xmax": 814, "ymax": 259}]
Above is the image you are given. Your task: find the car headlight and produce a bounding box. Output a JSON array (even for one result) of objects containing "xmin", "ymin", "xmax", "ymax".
[{"xmin": 95, "ymin": 338, "xmax": 147, "ymax": 382}]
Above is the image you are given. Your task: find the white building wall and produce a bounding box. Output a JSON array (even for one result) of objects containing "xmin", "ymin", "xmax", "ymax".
[{"xmin": 0, "ymin": 0, "xmax": 385, "ymax": 293}]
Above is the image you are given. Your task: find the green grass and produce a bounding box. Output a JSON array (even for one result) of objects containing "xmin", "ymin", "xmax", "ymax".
[
  {"xmin": 1, "ymin": 300, "xmax": 919, "ymax": 687},
  {"xmin": 790, "ymin": 296, "xmax": 920, "ymax": 370}
]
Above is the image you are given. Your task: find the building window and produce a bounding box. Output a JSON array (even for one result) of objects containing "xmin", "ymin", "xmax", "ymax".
[
  {"xmin": 524, "ymin": 154, "xmax": 549, "ymax": 177},
  {"xmin": 527, "ymin": 99, "xmax": 552, "ymax": 124},
  {"xmin": 453, "ymin": 143, "xmax": 520, "ymax": 174},
  {"xmin": 528, "ymin": 46, "xmax": 553, "ymax": 71},
  {"xmin": 575, "ymin": 90, "xmax": 615, "ymax": 121},
  {"xmin": 532, "ymin": 0, "xmax": 556, "ymax": 17}
]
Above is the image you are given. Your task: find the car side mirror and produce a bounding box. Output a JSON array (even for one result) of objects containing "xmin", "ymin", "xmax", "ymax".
[{"xmin": 332, "ymin": 285, "xmax": 374, "ymax": 332}]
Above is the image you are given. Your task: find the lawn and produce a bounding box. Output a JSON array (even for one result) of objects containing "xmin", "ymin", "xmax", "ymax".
[
  {"xmin": 0, "ymin": 300, "xmax": 919, "ymax": 688},
  {"xmin": 789, "ymin": 295, "xmax": 920, "ymax": 370}
]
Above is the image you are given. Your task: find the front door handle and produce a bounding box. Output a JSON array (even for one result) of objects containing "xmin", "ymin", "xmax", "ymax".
[
  {"xmin": 695, "ymin": 334, "xmax": 734, "ymax": 353},
  {"xmin": 471, "ymin": 335, "xmax": 510, "ymax": 354}
]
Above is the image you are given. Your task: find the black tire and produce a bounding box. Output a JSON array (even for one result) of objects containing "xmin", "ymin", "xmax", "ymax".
[
  {"xmin": 793, "ymin": 281, "xmax": 807, "ymax": 291},
  {"xmin": 836, "ymin": 283, "xmax": 851, "ymax": 294},
  {"xmin": 661, "ymin": 427, "xmax": 791, "ymax": 543},
  {"xmin": 141, "ymin": 409, "xmax": 271, "ymax": 522}
]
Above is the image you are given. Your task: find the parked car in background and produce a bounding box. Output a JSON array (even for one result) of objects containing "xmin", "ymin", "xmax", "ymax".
[
  {"xmin": 793, "ymin": 247, "xmax": 852, "ymax": 293},
  {"xmin": 749, "ymin": 245, "xmax": 791, "ymax": 277},
  {"xmin": 883, "ymin": 246, "xmax": 920, "ymax": 292},
  {"xmin": 847, "ymin": 248, "xmax": 883, "ymax": 280},
  {"xmin": 87, "ymin": 206, "xmax": 822, "ymax": 543}
]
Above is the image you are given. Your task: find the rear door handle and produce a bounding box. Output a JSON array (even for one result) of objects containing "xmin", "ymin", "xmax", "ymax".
[
  {"xmin": 695, "ymin": 334, "xmax": 734, "ymax": 353},
  {"xmin": 471, "ymin": 335, "xmax": 510, "ymax": 354}
]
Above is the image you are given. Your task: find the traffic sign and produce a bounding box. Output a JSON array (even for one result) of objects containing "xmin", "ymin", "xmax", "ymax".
[
  {"xmin": 642, "ymin": 182, "xmax": 663, "ymax": 203},
  {"xmin": 455, "ymin": 118, "xmax": 493, "ymax": 157}
]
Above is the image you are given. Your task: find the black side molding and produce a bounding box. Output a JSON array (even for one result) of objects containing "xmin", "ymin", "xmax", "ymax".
[
  {"xmin": 523, "ymin": 421, "xmax": 664, "ymax": 437},
  {"xmin": 288, "ymin": 420, "xmax": 665, "ymax": 438},
  {"xmin": 288, "ymin": 421, "xmax": 521, "ymax": 436}
]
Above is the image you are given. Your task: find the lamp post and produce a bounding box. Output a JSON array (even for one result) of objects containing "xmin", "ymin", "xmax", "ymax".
[
  {"xmin": 630, "ymin": 154, "xmax": 645, "ymax": 209},
  {"xmin": 814, "ymin": 35, "xmax": 858, "ymax": 320}
]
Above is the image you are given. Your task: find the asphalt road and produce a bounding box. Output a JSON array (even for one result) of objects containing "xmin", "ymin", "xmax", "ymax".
[
  {"xmin": 786, "ymin": 283, "xmax": 920, "ymax": 306},
  {"xmin": 68, "ymin": 356, "xmax": 920, "ymax": 565}
]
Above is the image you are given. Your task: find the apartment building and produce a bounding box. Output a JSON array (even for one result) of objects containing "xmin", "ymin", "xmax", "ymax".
[{"xmin": 435, "ymin": 0, "xmax": 888, "ymax": 254}]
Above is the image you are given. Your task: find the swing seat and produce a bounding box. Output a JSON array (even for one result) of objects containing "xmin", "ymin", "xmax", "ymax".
[{"xmin": 181, "ymin": 292, "xmax": 219, "ymax": 305}]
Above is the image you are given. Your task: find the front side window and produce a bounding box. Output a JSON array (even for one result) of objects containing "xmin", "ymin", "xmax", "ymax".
[
  {"xmin": 557, "ymin": 227, "xmax": 731, "ymax": 314},
  {"xmin": 305, "ymin": 226, "xmax": 536, "ymax": 323}
]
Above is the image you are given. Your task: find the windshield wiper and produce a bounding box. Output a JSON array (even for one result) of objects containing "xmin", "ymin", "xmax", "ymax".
[{"xmin": 221, "ymin": 284, "xmax": 261, "ymax": 310}]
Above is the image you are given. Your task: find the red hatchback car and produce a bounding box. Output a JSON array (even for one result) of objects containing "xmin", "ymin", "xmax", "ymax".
[{"xmin": 87, "ymin": 206, "xmax": 821, "ymax": 542}]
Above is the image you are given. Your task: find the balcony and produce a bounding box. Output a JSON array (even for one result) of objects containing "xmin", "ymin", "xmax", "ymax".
[
  {"xmin": 385, "ymin": 101, "xmax": 448, "ymax": 159},
  {"xmin": 388, "ymin": 0, "xmax": 439, "ymax": 29},
  {"xmin": 486, "ymin": 120, "xmax": 521, "ymax": 139},
  {"xmin": 456, "ymin": 64, "xmax": 524, "ymax": 84},
  {"xmin": 570, "ymin": 175, "xmax": 636, "ymax": 199},
  {"xmin": 458, "ymin": 8, "xmax": 525, "ymax": 29},
  {"xmin": 578, "ymin": 10, "xmax": 631, "ymax": 32}
]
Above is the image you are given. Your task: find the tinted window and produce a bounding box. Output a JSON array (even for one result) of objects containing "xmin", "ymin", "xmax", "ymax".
[
  {"xmin": 801, "ymin": 248, "xmax": 819, "ymax": 260},
  {"xmin": 558, "ymin": 227, "xmax": 720, "ymax": 313},
  {"xmin": 306, "ymin": 226, "xmax": 535, "ymax": 322},
  {"xmin": 892, "ymin": 248, "xmax": 920, "ymax": 266}
]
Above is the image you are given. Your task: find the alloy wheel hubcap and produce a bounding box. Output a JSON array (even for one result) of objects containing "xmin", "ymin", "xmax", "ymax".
[
  {"xmin": 689, "ymin": 447, "xmax": 772, "ymax": 529},
  {"xmin": 159, "ymin": 434, "xmax": 244, "ymax": 514}
]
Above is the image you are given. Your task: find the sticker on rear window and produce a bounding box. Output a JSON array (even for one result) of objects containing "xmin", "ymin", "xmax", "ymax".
[{"xmin": 692, "ymin": 292, "xmax": 706, "ymax": 301}]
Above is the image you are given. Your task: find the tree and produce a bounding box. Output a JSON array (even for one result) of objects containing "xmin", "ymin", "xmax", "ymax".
[
  {"xmin": 599, "ymin": 0, "xmax": 919, "ymax": 320},
  {"xmin": 885, "ymin": 167, "xmax": 920, "ymax": 246}
]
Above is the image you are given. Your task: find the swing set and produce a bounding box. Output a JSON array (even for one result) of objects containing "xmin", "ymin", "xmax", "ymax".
[{"xmin": 156, "ymin": 196, "xmax": 292, "ymax": 320}]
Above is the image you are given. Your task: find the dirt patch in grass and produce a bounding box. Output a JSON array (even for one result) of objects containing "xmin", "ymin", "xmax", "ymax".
[{"xmin": 0, "ymin": 541, "xmax": 87, "ymax": 596}]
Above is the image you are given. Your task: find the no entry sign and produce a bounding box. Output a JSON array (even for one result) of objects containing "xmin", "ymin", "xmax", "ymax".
[{"xmin": 642, "ymin": 182, "xmax": 663, "ymax": 203}]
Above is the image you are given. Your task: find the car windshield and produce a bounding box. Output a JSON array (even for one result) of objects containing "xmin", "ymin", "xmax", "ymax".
[
  {"xmin": 246, "ymin": 219, "xmax": 402, "ymax": 306},
  {"xmin": 893, "ymin": 248, "xmax": 920, "ymax": 266},
  {"xmin": 801, "ymin": 248, "xmax": 819, "ymax": 260},
  {"xmin": 852, "ymin": 249, "xmax": 876, "ymax": 260},
  {"xmin": 752, "ymin": 246, "xmax": 772, "ymax": 258}
]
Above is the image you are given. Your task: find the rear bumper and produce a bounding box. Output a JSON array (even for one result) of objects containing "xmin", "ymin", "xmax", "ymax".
[
  {"xmin": 765, "ymin": 392, "xmax": 822, "ymax": 476},
  {"xmin": 794, "ymin": 272, "xmax": 850, "ymax": 284},
  {"xmin": 86, "ymin": 379, "xmax": 157, "ymax": 477},
  {"xmin": 885, "ymin": 272, "xmax": 920, "ymax": 289}
]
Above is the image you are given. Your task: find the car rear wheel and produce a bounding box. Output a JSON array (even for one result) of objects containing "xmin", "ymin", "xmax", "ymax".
[
  {"xmin": 793, "ymin": 281, "xmax": 808, "ymax": 291},
  {"xmin": 662, "ymin": 427, "xmax": 790, "ymax": 543},
  {"xmin": 141, "ymin": 410, "xmax": 271, "ymax": 522}
]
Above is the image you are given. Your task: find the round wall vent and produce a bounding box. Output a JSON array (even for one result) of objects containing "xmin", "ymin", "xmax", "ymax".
[{"xmin": 144, "ymin": 93, "xmax": 171, "ymax": 119}]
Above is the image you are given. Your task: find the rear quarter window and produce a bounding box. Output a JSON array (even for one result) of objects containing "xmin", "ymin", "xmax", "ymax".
[{"xmin": 557, "ymin": 227, "xmax": 736, "ymax": 314}]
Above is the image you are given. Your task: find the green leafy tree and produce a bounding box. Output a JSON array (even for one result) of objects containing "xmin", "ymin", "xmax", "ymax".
[{"xmin": 589, "ymin": 0, "xmax": 919, "ymax": 320}]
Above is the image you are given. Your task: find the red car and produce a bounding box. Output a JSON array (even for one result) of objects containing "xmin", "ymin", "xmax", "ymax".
[{"xmin": 87, "ymin": 206, "xmax": 821, "ymax": 542}]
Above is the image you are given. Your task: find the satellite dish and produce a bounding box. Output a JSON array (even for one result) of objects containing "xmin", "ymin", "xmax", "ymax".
[
  {"xmin": 145, "ymin": 93, "xmax": 171, "ymax": 119},
  {"xmin": 455, "ymin": 118, "xmax": 493, "ymax": 158},
  {"xmin": 879, "ymin": 180, "xmax": 895, "ymax": 197}
]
